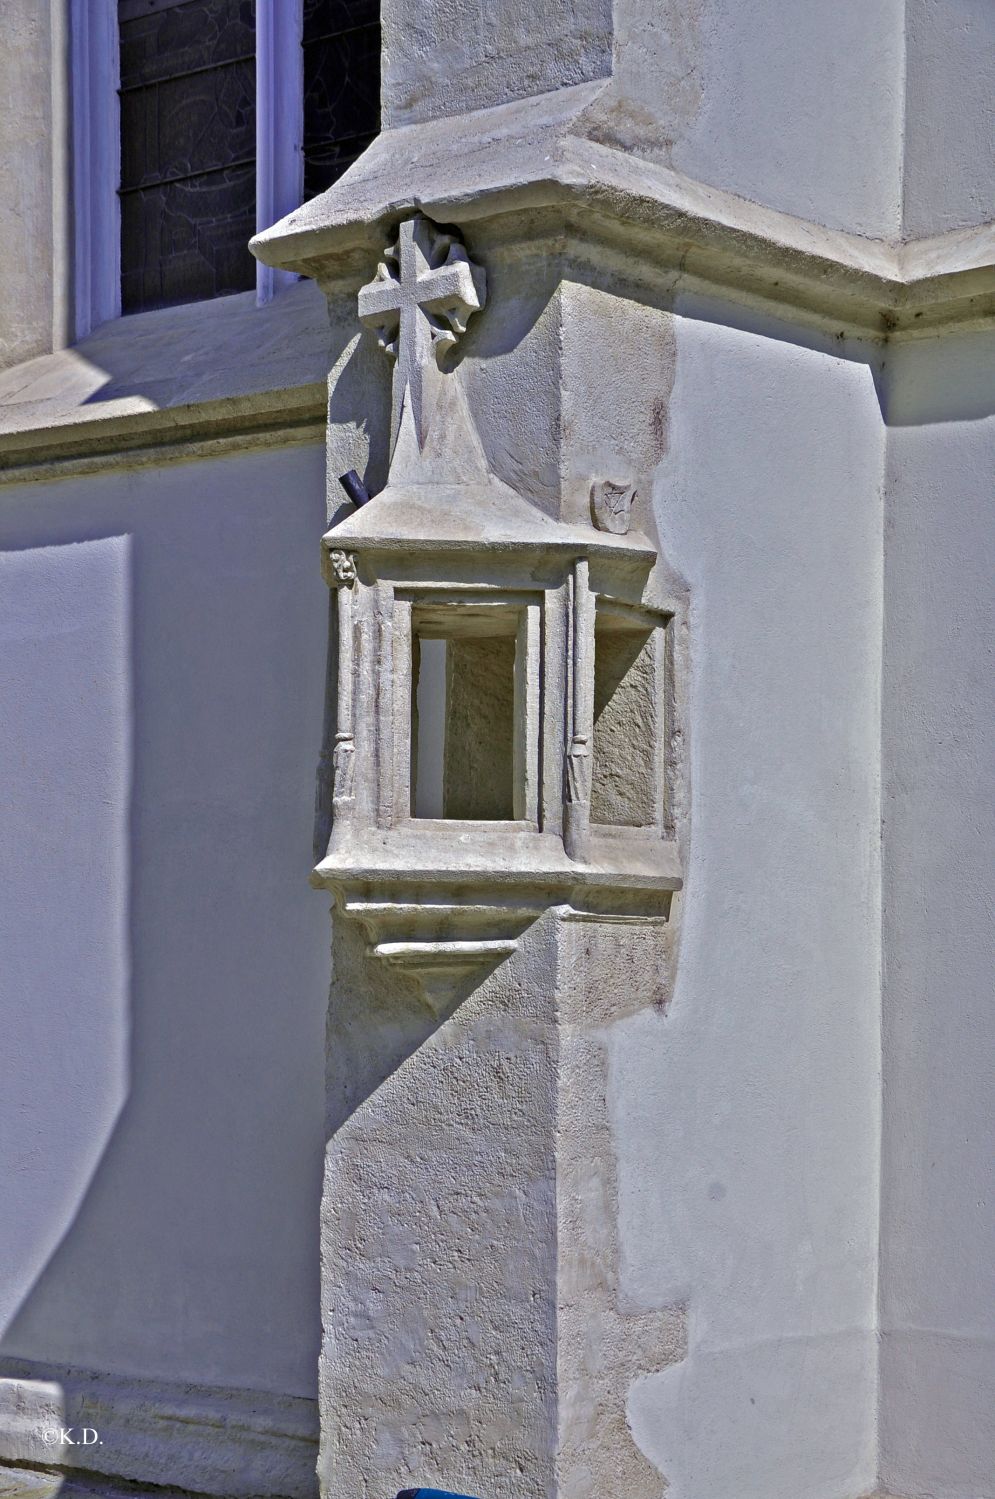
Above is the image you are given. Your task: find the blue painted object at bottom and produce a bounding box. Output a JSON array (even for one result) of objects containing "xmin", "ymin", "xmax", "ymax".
[{"xmin": 396, "ymin": 1489, "xmax": 482, "ymax": 1499}]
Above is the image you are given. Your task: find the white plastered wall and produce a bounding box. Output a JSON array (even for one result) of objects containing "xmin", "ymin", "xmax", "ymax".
[
  {"xmin": 616, "ymin": 0, "xmax": 906, "ymax": 237},
  {"xmin": 0, "ymin": 0, "xmax": 991, "ymax": 1490},
  {"xmin": 879, "ymin": 330, "xmax": 995, "ymax": 1499},
  {"xmin": 0, "ymin": 446, "xmax": 330, "ymax": 1400},
  {"xmin": 604, "ymin": 305, "xmax": 884, "ymax": 1499},
  {"xmin": 901, "ymin": 0, "xmax": 995, "ymax": 238}
]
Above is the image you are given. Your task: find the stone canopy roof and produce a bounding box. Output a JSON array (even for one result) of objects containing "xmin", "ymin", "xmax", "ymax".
[{"xmin": 325, "ymin": 370, "xmax": 655, "ymax": 562}]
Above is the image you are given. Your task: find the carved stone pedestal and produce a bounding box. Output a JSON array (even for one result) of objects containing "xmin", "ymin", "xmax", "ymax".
[{"xmin": 321, "ymin": 910, "xmax": 685, "ymax": 1499}]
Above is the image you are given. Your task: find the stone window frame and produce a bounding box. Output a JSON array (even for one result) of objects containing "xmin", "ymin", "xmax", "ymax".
[
  {"xmin": 394, "ymin": 586, "xmax": 544, "ymax": 830},
  {"xmin": 70, "ymin": 0, "xmax": 305, "ymax": 339}
]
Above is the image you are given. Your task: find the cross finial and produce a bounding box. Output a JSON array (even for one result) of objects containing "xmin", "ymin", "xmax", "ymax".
[{"xmin": 358, "ymin": 215, "xmax": 486, "ymax": 457}]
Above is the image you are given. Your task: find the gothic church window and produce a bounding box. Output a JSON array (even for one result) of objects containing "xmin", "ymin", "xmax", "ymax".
[
  {"xmin": 302, "ymin": 0, "xmax": 380, "ymax": 200},
  {"xmin": 118, "ymin": 0, "xmax": 258, "ymax": 313},
  {"xmin": 116, "ymin": 0, "xmax": 380, "ymax": 316}
]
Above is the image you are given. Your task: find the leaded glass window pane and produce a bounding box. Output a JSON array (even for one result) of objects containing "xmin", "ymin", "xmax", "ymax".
[
  {"xmin": 118, "ymin": 0, "xmax": 257, "ymax": 314},
  {"xmin": 302, "ymin": 0, "xmax": 380, "ymax": 201}
]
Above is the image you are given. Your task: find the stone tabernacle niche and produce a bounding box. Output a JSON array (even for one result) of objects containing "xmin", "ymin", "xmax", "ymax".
[
  {"xmin": 409, "ymin": 598, "xmax": 524, "ymax": 821},
  {"xmin": 590, "ymin": 602, "xmax": 666, "ymax": 828},
  {"xmin": 294, "ymin": 209, "xmax": 689, "ymax": 1499}
]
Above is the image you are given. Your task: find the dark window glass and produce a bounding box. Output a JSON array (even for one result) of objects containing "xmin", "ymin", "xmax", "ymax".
[
  {"xmin": 118, "ymin": 0, "xmax": 256, "ymax": 314},
  {"xmin": 302, "ymin": 0, "xmax": 380, "ymax": 201}
]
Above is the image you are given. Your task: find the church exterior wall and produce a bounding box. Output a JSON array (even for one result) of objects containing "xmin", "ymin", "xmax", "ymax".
[
  {"xmin": 624, "ymin": 0, "xmax": 906, "ymax": 239},
  {"xmin": 611, "ymin": 307, "xmax": 884, "ymax": 1499},
  {"xmin": 902, "ymin": 0, "xmax": 995, "ymax": 238},
  {"xmin": 311, "ymin": 242, "xmax": 888, "ymax": 1499},
  {"xmin": 0, "ymin": 3, "xmax": 991, "ymax": 1498},
  {"xmin": 0, "ymin": 447, "xmax": 330, "ymax": 1490},
  {"xmin": 880, "ymin": 328, "xmax": 995, "ymax": 1497}
]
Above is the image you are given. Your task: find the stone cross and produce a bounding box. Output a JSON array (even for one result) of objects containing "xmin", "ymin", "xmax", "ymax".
[{"xmin": 358, "ymin": 214, "xmax": 486, "ymax": 454}]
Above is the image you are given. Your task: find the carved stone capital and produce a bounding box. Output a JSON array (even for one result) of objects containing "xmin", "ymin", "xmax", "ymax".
[{"xmin": 324, "ymin": 548, "xmax": 357, "ymax": 587}]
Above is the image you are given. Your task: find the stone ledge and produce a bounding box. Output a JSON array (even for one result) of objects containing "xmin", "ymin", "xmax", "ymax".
[
  {"xmin": 0, "ymin": 385, "xmax": 327, "ymax": 485},
  {"xmin": 0, "ymin": 281, "xmax": 330, "ymax": 484},
  {"xmin": 0, "ymin": 1466, "xmax": 208, "ymax": 1499},
  {"xmin": 0, "ymin": 1360, "xmax": 317, "ymax": 1499},
  {"xmin": 252, "ymin": 82, "xmax": 994, "ymax": 336}
]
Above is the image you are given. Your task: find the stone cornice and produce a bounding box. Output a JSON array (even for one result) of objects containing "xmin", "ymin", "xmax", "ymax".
[
  {"xmin": 2, "ymin": 91, "xmax": 990, "ymax": 482},
  {"xmin": 252, "ymin": 82, "xmax": 994, "ymax": 337}
]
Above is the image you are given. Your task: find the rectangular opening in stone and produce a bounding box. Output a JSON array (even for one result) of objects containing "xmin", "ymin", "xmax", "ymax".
[
  {"xmin": 591, "ymin": 609, "xmax": 662, "ymax": 827},
  {"xmin": 410, "ymin": 605, "xmax": 519, "ymax": 821}
]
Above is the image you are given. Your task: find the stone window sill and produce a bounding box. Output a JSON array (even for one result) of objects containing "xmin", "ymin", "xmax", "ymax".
[{"xmin": 0, "ymin": 280, "xmax": 331, "ymax": 482}]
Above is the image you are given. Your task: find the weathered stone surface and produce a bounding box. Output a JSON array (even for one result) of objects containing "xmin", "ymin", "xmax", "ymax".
[
  {"xmin": 591, "ymin": 626, "xmax": 660, "ymax": 827},
  {"xmin": 381, "ymin": 0, "xmax": 612, "ymax": 129},
  {"xmin": 443, "ymin": 636, "xmax": 517, "ymax": 820},
  {"xmin": 0, "ymin": 2, "xmax": 61, "ymax": 370},
  {"xmin": 321, "ymin": 920, "xmax": 560, "ymax": 1499},
  {"xmin": 556, "ymin": 914, "xmax": 686, "ymax": 1499},
  {"xmin": 0, "ymin": 281, "xmax": 332, "ymax": 482},
  {"xmin": 320, "ymin": 907, "xmax": 688, "ymax": 1499}
]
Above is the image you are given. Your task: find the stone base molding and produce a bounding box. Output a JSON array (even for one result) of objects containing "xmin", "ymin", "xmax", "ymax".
[{"xmin": 0, "ymin": 1359, "xmax": 318, "ymax": 1499}]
